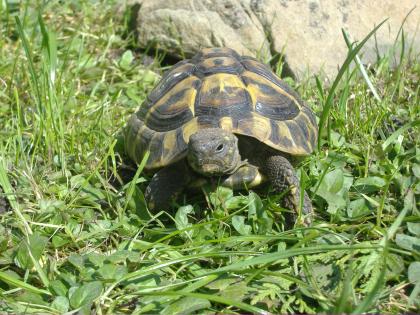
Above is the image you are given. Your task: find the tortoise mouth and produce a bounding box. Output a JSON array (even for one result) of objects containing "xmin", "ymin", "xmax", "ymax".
[
  {"xmin": 189, "ymin": 159, "xmax": 226, "ymax": 177},
  {"xmin": 200, "ymin": 163, "xmax": 222, "ymax": 175}
]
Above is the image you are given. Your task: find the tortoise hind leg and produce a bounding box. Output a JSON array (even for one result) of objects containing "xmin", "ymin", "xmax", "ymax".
[
  {"xmin": 145, "ymin": 160, "xmax": 194, "ymax": 211},
  {"xmin": 263, "ymin": 155, "xmax": 313, "ymax": 225}
]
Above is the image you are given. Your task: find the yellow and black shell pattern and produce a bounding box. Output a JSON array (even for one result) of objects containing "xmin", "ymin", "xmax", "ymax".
[{"xmin": 125, "ymin": 47, "xmax": 318, "ymax": 169}]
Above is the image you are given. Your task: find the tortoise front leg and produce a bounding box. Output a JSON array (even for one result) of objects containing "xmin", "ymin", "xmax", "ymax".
[
  {"xmin": 145, "ymin": 160, "xmax": 194, "ymax": 211},
  {"xmin": 263, "ymin": 155, "xmax": 313, "ymax": 224},
  {"xmin": 221, "ymin": 164, "xmax": 264, "ymax": 190}
]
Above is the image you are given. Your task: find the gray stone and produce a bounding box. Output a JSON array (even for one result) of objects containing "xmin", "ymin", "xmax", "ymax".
[
  {"xmin": 252, "ymin": 0, "xmax": 420, "ymax": 78},
  {"xmin": 124, "ymin": 0, "xmax": 420, "ymax": 79},
  {"xmin": 131, "ymin": 0, "xmax": 270, "ymax": 59}
]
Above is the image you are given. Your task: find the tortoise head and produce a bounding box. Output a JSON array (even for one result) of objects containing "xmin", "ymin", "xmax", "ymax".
[{"xmin": 188, "ymin": 128, "xmax": 241, "ymax": 177}]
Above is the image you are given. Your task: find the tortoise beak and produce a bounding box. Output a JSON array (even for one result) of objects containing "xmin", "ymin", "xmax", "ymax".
[{"xmin": 201, "ymin": 164, "xmax": 220, "ymax": 174}]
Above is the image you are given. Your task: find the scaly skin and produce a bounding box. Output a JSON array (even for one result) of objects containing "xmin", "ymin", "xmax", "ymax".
[
  {"xmin": 262, "ymin": 154, "xmax": 313, "ymax": 225},
  {"xmin": 145, "ymin": 129, "xmax": 313, "ymax": 225},
  {"xmin": 145, "ymin": 160, "xmax": 193, "ymax": 210}
]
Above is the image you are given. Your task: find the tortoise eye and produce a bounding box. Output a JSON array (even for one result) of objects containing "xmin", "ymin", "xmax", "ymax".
[{"xmin": 215, "ymin": 144, "xmax": 224, "ymax": 153}]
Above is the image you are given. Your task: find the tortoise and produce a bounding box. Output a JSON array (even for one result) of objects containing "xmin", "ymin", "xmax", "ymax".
[{"xmin": 125, "ymin": 47, "xmax": 317, "ymax": 222}]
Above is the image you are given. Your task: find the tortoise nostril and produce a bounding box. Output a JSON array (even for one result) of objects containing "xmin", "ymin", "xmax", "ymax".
[{"xmin": 215, "ymin": 143, "xmax": 224, "ymax": 153}]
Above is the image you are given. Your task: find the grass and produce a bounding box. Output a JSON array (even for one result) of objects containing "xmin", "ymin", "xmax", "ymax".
[{"xmin": 0, "ymin": 1, "xmax": 419, "ymax": 314}]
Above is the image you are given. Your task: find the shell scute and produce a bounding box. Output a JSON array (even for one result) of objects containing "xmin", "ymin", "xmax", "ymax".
[
  {"xmin": 125, "ymin": 48, "xmax": 318, "ymax": 169},
  {"xmin": 194, "ymin": 47, "xmax": 241, "ymax": 60},
  {"xmin": 197, "ymin": 73, "xmax": 252, "ymax": 118},
  {"xmin": 144, "ymin": 76, "xmax": 199, "ymax": 131},
  {"xmin": 242, "ymin": 71, "xmax": 300, "ymax": 121},
  {"xmin": 197, "ymin": 56, "xmax": 244, "ymax": 75},
  {"xmin": 148, "ymin": 61, "xmax": 195, "ymax": 103}
]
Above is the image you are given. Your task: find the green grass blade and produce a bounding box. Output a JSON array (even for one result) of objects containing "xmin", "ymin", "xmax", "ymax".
[
  {"xmin": 103, "ymin": 244, "xmax": 374, "ymax": 302},
  {"xmin": 0, "ymin": 157, "xmax": 32, "ymax": 235},
  {"xmin": 392, "ymin": 6, "xmax": 416, "ymax": 63},
  {"xmin": 314, "ymin": 75, "xmax": 325, "ymax": 101},
  {"xmin": 123, "ymin": 150, "xmax": 150, "ymax": 213},
  {"xmin": 343, "ymin": 29, "xmax": 381, "ymax": 102},
  {"xmin": 14, "ymin": 16, "xmax": 42, "ymax": 117},
  {"xmin": 333, "ymin": 268, "xmax": 354, "ymax": 313},
  {"xmin": 38, "ymin": 14, "xmax": 57, "ymax": 84},
  {"xmin": 380, "ymin": 189, "xmax": 413, "ymax": 246},
  {"xmin": 317, "ymin": 19, "xmax": 387, "ymax": 150},
  {"xmin": 141, "ymin": 291, "xmax": 267, "ymax": 314},
  {"xmin": 212, "ymin": 244, "xmax": 379, "ymax": 274},
  {"xmin": 0, "ymin": 271, "xmax": 51, "ymax": 296},
  {"xmin": 381, "ymin": 120, "xmax": 420, "ymax": 152}
]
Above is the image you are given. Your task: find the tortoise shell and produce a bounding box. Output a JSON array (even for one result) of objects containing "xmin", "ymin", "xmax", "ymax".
[{"xmin": 125, "ymin": 47, "xmax": 317, "ymax": 169}]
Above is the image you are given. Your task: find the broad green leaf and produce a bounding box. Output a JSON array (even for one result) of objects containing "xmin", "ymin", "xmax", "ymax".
[
  {"xmin": 327, "ymin": 169, "xmax": 344, "ymax": 193},
  {"xmin": 175, "ymin": 205, "xmax": 194, "ymax": 231},
  {"xmin": 206, "ymin": 277, "xmax": 238, "ymax": 291},
  {"xmin": 17, "ymin": 291, "xmax": 48, "ymax": 306},
  {"xmin": 220, "ymin": 281, "xmax": 249, "ymax": 301},
  {"xmin": 107, "ymin": 250, "xmax": 133, "ymax": 263},
  {"xmin": 119, "ymin": 50, "xmax": 134, "ymax": 70},
  {"xmin": 256, "ymin": 217, "xmax": 273, "ymax": 235},
  {"xmin": 69, "ymin": 281, "xmax": 103, "ymax": 309},
  {"xmin": 385, "ymin": 254, "xmax": 405, "ymax": 280},
  {"xmin": 95, "ymin": 264, "xmax": 127, "ymax": 281},
  {"xmin": 354, "ymin": 176, "xmax": 387, "ymax": 192},
  {"xmin": 407, "ymin": 222, "xmax": 420, "ymax": 236},
  {"xmin": 408, "ymin": 262, "xmax": 420, "ymax": 284},
  {"xmin": 395, "ymin": 234, "xmax": 420, "ymax": 251},
  {"xmin": 86, "ymin": 253, "xmax": 106, "ymax": 267},
  {"xmin": 68, "ymin": 254, "xmax": 85, "ymax": 271},
  {"xmin": 70, "ymin": 175, "xmax": 106, "ymax": 203},
  {"xmin": 209, "ymin": 186, "xmax": 233, "ymax": 208},
  {"xmin": 347, "ymin": 198, "xmax": 371, "ymax": 218},
  {"xmin": 408, "ymin": 284, "xmax": 420, "ymax": 308},
  {"xmin": 39, "ymin": 199, "xmax": 65, "ymax": 213},
  {"xmin": 52, "ymin": 296, "xmax": 69, "ymax": 313},
  {"xmin": 224, "ymin": 195, "xmax": 249, "ymax": 210},
  {"xmin": 248, "ymin": 191, "xmax": 264, "ymax": 219},
  {"xmin": 232, "ymin": 215, "xmax": 252, "ymax": 236},
  {"xmin": 408, "ymin": 256, "xmax": 420, "ymax": 307},
  {"xmin": 311, "ymin": 263, "xmax": 340, "ymax": 292},
  {"xmin": 316, "ymin": 168, "xmax": 353, "ymax": 214},
  {"xmin": 412, "ymin": 163, "xmax": 420, "ymax": 178},
  {"xmin": 126, "ymin": 185, "xmax": 150, "ymax": 220},
  {"xmin": 15, "ymin": 234, "xmax": 48, "ymax": 269},
  {"xmin": 330, "ymin": 130, "xmax": 346, "ymax": 147},
  {"xmin": 52, "ymin": 235, "xmax": 70, "ymax": 248},
  {"xmin": 50, "ymin": 279, "xmax": 68, "ymax": 296},
  {"xmin": 126, "ymin": 86, "xmax": 143, "ymax": 103}
]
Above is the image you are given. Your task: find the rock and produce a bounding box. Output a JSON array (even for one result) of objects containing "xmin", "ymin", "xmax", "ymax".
[
  {"xmin": 251, "ymin": 0, "xmax": 420, "ymax": 79},
  {"xmin": 133, "ymin": 0, "xmax": 270, "ymax": 59},
  {"xmin": 125, "ymin": 0, "xmax": 420, "ymax": 79}
]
